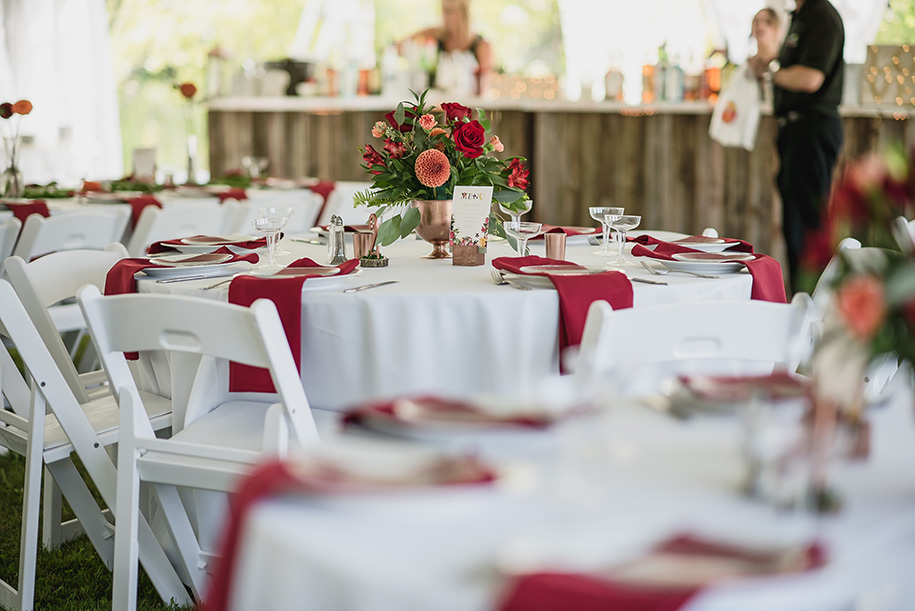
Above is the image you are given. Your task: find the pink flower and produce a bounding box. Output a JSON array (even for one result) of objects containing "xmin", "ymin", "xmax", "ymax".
[
  {"xmin": 384, "ymin": 139, "xmax": 407, "ymax": 160},
  {"xmin": 415, "ymin": 149, "xmax": 451, "ymax": 188},
  {"xmin": 362, "ymin": 144, "xmax": 386, "ymax": 174},
  {"xmin": 371, "ymin": 121, "xmax": 386, "ymax": 138},
  {"xmin": 419, "ymin": 114, "xmax": 437, "ymax": 130},
  {"xmin": 837, "ymin": 275, "xmax": 886, "ymax": 341},
  {"xmin": 489, "ymin": 135, "xmax": 504, "ymax": 152}
]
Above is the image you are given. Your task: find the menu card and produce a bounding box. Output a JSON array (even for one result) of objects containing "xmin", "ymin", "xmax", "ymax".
[{"xmin": 451, "ymin": 185, "xmax": 493, "ymax": 267}]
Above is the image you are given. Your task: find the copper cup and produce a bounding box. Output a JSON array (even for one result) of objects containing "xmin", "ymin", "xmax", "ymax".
[
  {"xmin": 544, "ymin": 232, "xmax": 567, "ymax": 260},
  {"xmin": 353, "ymin": 232, "xmax": 375, "ymax": 259}
]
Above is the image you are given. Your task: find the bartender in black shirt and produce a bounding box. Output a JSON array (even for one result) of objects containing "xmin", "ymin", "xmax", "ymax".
[{"xmin": 751, "ymin": 0, "xmax": 844, "ymax": 293}]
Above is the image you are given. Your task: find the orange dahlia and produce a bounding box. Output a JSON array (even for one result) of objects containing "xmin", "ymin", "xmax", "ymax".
[{"xmin": 415, "ymin": 149, "xmax": 451, "ymax": 188}]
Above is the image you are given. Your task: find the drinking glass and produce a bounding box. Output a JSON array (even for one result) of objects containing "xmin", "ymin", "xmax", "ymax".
[
  {"xmin": 608, "ymin": 214, "xmax": 641, "ymax": 266},
  {"xmin": 262, "ymin": 207, "xmax": 294, "ymax": 255},
  {"xmin": 588, "ymin": 207, "xmax": 624, "ymax": 256},
  {"xmin": 242, "ymin": 156, "xmax": 269, "ymax": 181},
  {"xmin": 503, "ymin": 220, "xmax": 543, "ymax": 256},
  {"xmin": 251, "ymin": 214, "xmax": 286, "ymax": 269},
  {"xmin": 499, "ymin": 199, "xmax": 533, "ymax": 231}
]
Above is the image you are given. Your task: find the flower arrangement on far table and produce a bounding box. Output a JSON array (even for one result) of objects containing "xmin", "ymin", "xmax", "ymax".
[
  {"xmin": 356, "ymin": 89, "xmax": 530, "ymax": 246},
  {"xmin": 1, "ymin": 99, "xmax": 33, "ymax": 198}
]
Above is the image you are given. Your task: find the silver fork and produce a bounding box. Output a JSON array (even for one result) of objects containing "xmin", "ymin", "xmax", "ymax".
[
  {"xmin": 490, "ymin": 268, "xmax": 531, "ymax": 290},
  {"xmin": 640, "ymin": 259, "xmax": 720, "ymax": 279},
  {"xmin": 588, "ymin": 236, "xmax": 601, "ymax": 246}
]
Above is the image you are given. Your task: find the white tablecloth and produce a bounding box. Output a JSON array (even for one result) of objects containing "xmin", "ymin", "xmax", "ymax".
[
  {"xmin": 228, "ymin": 380, "xmax": 915, "ymax": 611},
  {"xmin": 143, "ymin": 235, "xmax": 753, "ymax": 411}
]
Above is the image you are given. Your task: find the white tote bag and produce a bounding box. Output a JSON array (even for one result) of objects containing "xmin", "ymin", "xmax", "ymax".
[{"xmin": 709, "ymin": 64, "xmax": 762, "ymax": 151}]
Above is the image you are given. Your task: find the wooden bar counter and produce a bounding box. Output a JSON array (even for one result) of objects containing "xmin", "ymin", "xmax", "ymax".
[{"xmin": 209, "ymin": 96, "xmax": 915, "ymax": 260}]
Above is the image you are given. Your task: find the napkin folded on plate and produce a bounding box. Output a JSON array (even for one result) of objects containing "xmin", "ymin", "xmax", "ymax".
[
  {"xmin": 343, "ymin": 396, "xmax": 558, "ymax": 431},
  {"xmin": 147, "ymin": 235, "xmax": 269, "ymax": 254},
  {"xmin": 675, "ymin": 372, "xmax": 810, "ymax": 403},
  {"xmin": 214, "ymin": 188, "xmax": 247, "ymax": 202},
  {"xmin": 205, "ymin": 453, "xmax": 495, "ymax": 611},
  {"xmin": 125, "ymin": 195, "xmax": 163, "ymax": 227},
  {"xmin": 498, "ymin": 534, "xmax": 826, "ymax": 611},
  {"xmin": 227, "ymin": 257, "xmax": 360, "ymax": 393},
  {"xmin": 630, "ymin": 236, "xmax": 786, "ymax": 304},
  {"xmin": 104, "ymin": 247, "xmax": 259, "ymax": 296},
  {"xmin": 4, "ymin": 199, "xmax": 50, "ymax": 224},
  {"xmin": 492, "ymin": 256, "xmax": 633, "ymax": 355}
]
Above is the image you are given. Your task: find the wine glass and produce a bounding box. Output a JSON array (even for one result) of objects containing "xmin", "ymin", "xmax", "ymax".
[
  {"xmin": 589, "ymin": 207, "xmax": 624, "ymax": 256},
  {"xmin": 251, "ymin": 214, "xmax": 286, "ymax": 269},
  {"xmin": 608, "ymin": 214, "xmax": 641, "ymax": 266},
  {"xmin": 503, "ymin": 220, "xmax": 543, "ymax": 256},
  {"xmin": 262, "ymin": 207, "xmax": 295, "ymax": 255},
  {"xmin": 499, "ymin": 199, "xmax": 533, "ymax": 231},
  {"xmin": 242, "ymin": 156, "xmax": 269, "ymax": 181}
]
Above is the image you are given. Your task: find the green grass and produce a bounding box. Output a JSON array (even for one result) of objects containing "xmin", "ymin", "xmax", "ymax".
[{"xmin": 0, "ymin": 451, "xmax": 194, "ymax": 611}]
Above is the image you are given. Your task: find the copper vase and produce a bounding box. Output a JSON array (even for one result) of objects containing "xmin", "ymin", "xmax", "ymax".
[{"xmin": 412, "ymin": 199, "xmax": 452, "ymax": 259}]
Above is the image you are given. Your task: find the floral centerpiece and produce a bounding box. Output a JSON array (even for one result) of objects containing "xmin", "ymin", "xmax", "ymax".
[
  {"xmin": 1, "ymin": 99, "xmax": 33, "ymax": 198},
  {"xmin": 175, "ymin": 81, "xmax": 199, "ymax": 184},
  {"xmin": 356, "ymin": 89, "xmax": 530, "ymax": 250}
]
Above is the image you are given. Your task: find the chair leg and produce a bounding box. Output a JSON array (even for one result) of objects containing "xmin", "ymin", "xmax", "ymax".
[
  {"xmin": 113, "ymin": 442, "xmax": 141, "ymax": 611},
  {"xmin": 45, "ymin": 460, "xmax": 114, "ymax": 568},
  {"xmin": 41, "ymin": 471, "xmax": 63, "ymax": 550},
  {"xmin": 153, "ymin": 484, "xmax": 208, "ymax": 599},
  {"xmin": 12, "ymin": 424, "xmax": 45, "ymax": 611}
]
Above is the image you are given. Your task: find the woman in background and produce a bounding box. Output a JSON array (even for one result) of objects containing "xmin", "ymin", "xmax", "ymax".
[
  {"xmin": 410, "ymin": 0, "xmax": 492, "ymax": 95},
  {"xmin": 747, "ymin": 7, "xmax": 782, "ymax": 101}
]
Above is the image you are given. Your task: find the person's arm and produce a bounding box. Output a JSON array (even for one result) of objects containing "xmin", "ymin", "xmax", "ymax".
[
  {"xmin": 772, "ymin": 65, "xmax": 824, "ymax": 93},
  {"xmin": 474, "ymin": 38, "xmax": 492, "ymax": 96}
]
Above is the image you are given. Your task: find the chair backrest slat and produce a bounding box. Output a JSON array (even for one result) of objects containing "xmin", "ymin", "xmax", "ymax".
[{"xmin": 12, "ymin": 208, "xmax": 130, "ymax": 261}]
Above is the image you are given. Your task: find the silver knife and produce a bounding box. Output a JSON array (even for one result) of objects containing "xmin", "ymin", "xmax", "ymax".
[
  {"xmin": 631, "ymin": 277, "xmax": 667, "ymax": 285},
  {"xmin": 343, "ymin": 280, "xmax": 398, "ymax": 293},
  {"xmin": 156, "ymin": 273, "xmax": 236, "ymax": 284}
]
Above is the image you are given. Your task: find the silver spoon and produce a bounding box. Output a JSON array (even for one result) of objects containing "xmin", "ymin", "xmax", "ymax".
[{"xmin": 640, "ymin": 259, "xmax": 720, "ymax": 279}]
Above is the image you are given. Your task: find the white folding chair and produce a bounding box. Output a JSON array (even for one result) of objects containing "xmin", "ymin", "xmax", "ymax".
[
  {"xmin": 0, "ymin": 280, "xmax": 189, "ymax": 611},
  {"xmin": 316, "ymin": 181, "xmax": 374, "ymax": 226},
  {"xmin": 12, "ymin": 208, "xmax": 131, "ymax": 261},
  {"xmin": 576, "ymin": 295, "xmax": 813, "ymax": 396},
  {"xmin": 126, "ymin": 203, "xmax": 228, "ymax": 256},
  {"xmin": 892, "ymin": 215, "xmax": 915, "ymax": 254},
  {"xmin": 76, "ymin": 286, "xmax": 320, "ymax": 609},
  {"xmin": 0, "ymin": 215, "xmax": 22, "ymax": 263},
  {"xmin": 228, "ymin": 190, "xmax": 323, "ymax": 234}
]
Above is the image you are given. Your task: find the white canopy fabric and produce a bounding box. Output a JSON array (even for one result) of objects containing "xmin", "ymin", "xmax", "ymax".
[{"xmin": 0, "ymin": 0, "xmax": 122, "ymax": 183}]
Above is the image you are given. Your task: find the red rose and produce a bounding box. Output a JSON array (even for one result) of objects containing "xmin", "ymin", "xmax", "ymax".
[
  {"xmin": 452, "ymin": 120, "xmax": 486, "ymax": 159},
  {"xmin": 362, "ymin": 144, "xmax": 386, "ymax": 174},
  {"xmin": 178, "ymin": 83, "xmax": 197, "ymax": 100},
  {"xmin": 506, "ymin": 158, "xmax": 529, "ymax": 190},
  {"xmin": 383, "ymin": 138, "xmax": 407, "ymax": 160},
  {"xmin": 384, "ymin": 109, "xmax": 416, "ymax": 133},
  {"xmin": 0, "ymin": 103, "xmax": 12, "ymax": 119},
  {"xmin": 441, "ymin": 102, "xmax": 473, "ymax": 122}
]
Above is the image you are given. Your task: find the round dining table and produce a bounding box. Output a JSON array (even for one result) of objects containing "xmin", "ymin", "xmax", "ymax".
[{"xmin": 140, "ymin": 232, "xmax": 754, "ymax": 411}]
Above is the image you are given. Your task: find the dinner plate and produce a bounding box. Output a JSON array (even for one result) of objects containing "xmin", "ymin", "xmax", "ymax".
[
  {"xmin": 242, "ymin": 268, "xmax": 362, "ymax": 290},
  {"xmin": 168, "ymin": 235, "xmax": 262, "ymax": 254},
  {"xmin": 671, "ymin": 252, "xmax": 755, "ymax": 262},
  {"xmin": 659, "ymin": 259, "xmax": 748, "ymax": 274},
  {"xmin": 141, "ymin": 253, "xmax": 237, "ymax": 278},
  {"xmin": 518, "ymin": 264, "xmax": 604, "ymax": 276},
  {"xmin": 311, "ymin": 224, "xmax": 372, "ymax": 237},
  {"xmin": 670, "ymin": 236, "xmax": 743, "ymax": 253}
]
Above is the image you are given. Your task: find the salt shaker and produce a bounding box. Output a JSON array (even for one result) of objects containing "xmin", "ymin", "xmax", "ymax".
[{"xmin": 327, "ymin": 214, "xmax": 347, "ymax": 265}]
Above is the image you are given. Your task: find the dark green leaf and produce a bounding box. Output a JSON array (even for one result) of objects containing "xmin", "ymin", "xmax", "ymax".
[
  {"xmin": 400, "ymin": 206, "xmax": 422, "ymax": 237},
  {"xmin": 394, "ymin": 102, "xmax": 406, "ymax": 127},
  {"xmin": 378, "ymin": 216, "xmax": 402, "ymax": 246}
]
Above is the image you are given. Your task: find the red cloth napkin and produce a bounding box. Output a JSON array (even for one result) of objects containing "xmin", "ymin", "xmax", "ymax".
[
  {"xmin": 125, "ymin": 195, "xmax": 163, "ymax": 228},
  {"xmin": 343, "ymin": 396, "xmax": 556, "ymax": 430},
  {"xmin": 5, "ymin": 199, "xmax": 50, "ymax": 223},
  {"xmin": 498, "ymin": 535, "xmax": 826, "ymax": 611},
  {"xmin": 104, "ymin": 247, "xmax": 259, "ymax": 297},
  {"xmin": 630, "ymin": 236, "xmax": 787, "ymax": 303},
  {"xmin": 215, "ymin": 188, "xmax": 248, "ymax": 203},
  {"xmin": 147, "ymin": 235, "xmax": 268, "ymax": 254},
  {"xmin": 492, "ymin": 256, "xmax": 633, "ymax": 356},
  {"xmin": 227, "ymin": 257, "xmax": 359, "ymax": 393},
  {"xmin": 310, "ymin": 181, "xmax": 336, "ymax": 221}
]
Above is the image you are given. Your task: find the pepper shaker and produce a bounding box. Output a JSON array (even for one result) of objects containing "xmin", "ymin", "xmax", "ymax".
[{"xmin": 327, "ymin": 214, "xmax": 347, "ymax": 265}]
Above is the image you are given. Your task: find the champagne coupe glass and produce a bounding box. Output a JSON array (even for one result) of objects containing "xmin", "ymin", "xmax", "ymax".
[
  {"xmin": 503, "ymin": 220, "xmax": 543, "ymax": 256},
  {"xmin": 264, "ymin": 207, "xmax": 295, "ymax": 255},
  {"xmin": 499, "ymin": 199, "xmax": 533, "ymax": 231},
  {"xmin": 242, "ymin": 156, "xmax": 269, "ymax": 181},
  {"xmin": 589, "ymin": 207, "xmax": 624, "ymax": 256},
  {"xmin": 608, "ymin": 214, "xmax": 641, "ymax": 266},
  {"xmin": 251, "ymin": 214, "xmax": 286, "ymax": 270}
]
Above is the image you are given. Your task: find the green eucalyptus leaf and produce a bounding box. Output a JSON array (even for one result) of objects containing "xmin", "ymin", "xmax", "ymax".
[
  {"xmin": 378, "ymin": 216, "xmax": 402, "ymax": 246},
  {"xmin": 477, "ymin": 108, "xmax": 486, "ymax": 121},
  {"xmin": 493, "ymin": 188, "xmax": 523, "ymax": 203},
  {"xmin": 394, "ymin": 102, "xmax": 406, "ymax": 127},
  {"xmin": 400, "ymin": 206, "xmax": 422, "ymax": 237},
  {"xmin": 481, "ymin": 119, "xmax": 492, "ymax": 132}
]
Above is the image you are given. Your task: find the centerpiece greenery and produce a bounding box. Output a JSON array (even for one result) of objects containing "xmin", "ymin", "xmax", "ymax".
[{"xmin": 355, "ymin": 89, "xmax": 530, "ymax": 246}]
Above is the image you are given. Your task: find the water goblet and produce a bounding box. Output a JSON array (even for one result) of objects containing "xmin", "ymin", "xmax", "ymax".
[
  {"xmin": 503, "ymin": 220, "xmax": 543, "ymax": 256},
  {"xmin": 588, "ymin": 207, "xmax": 624, "ymax": 256},
  {"xmin": 608, "ymin": 214, "xmax": 641, "ymax": 266},
  {"xmin": 263, "ymin": 207, "xmax": 295, "ymax": 255},
  {"xmin": 499, "ymin": 199, "xmax": 533, "ymax": 231},
  {"xmin": 251, "ymin": 215, "xmax": 286, "ymax": 269},
  {"xmin": 242, "ymin": 156, "xmax": 269, "ymax": 181}
]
